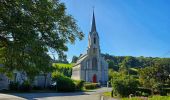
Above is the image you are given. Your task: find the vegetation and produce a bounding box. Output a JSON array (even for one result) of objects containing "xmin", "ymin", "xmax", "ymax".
[
  {"xmin": 0, "ymin": 0, "xmax": 83, "ymax": 81},
  {"xmin": 121, "ymin": 95, "xmax": 170, "ymax": 100},
  {"xmin": 8, "ymin": 80, "xmax": 31, "ymax": 92},
  {"xmin": 104, "ymin": 54, "xmax": 170, "ymax": 98},
  {"xmin": 71, "ymin": 56, "xmax": 78, "ymax": 63},
  {"xmin": 9, "ymin": 82, "xmax": 19, "ymax": 91},
  {"xmin": 52, "ymin": 63, "xmax": 73, "ymax": 77},
  {"xmin": 52, "ymin": 72, "xmax": 76, "ymax": 92},
  {"xmin": 74, "ymin": 80, "xmax": 85, "ymax": 91},
  {"xmin": 103, "ymin": 92, "xmax": 112, "ymax": 97},
  {"xmin": 19, "ymin": 80, "xmax": 31, "ymax": 92},
  {"xmin": 111, "ymin": 73, "xmax": 139, "ymax": 97},
  {"xmin": 84, "ymin": 82, "xmax": 100, "ymax": 90}
]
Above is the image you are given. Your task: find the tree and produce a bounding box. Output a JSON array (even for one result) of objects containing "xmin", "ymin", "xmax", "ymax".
[
  {"xmin": 71, "ymin": 56, "xmax": 78, "ymax": 63},
  {"xmin": 0, "ymin": 0, "xmax": 83, "ymax": 80},
  {"xmin": 111, "ymin": 72, "xmax": 139, "ymax": 97},
  {"xmin": 139, "ymin": 66, "xmax": 159, "ymax": 94}
]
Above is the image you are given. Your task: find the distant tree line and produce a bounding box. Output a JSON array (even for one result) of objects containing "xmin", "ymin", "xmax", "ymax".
[
  {"xmin": 103, "ymin": 53, "xmax": 170, "ymax": 97},
  {"xmin": 102, "ymin": 53, "xmax": 170, "ymax": 70}
]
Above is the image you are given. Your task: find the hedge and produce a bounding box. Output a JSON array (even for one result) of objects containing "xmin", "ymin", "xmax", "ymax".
[
  {"xmin": 84, "ymin": 83, "xmax": 100, "ymax": 89},
  {"xmin": 52, "ymin": 72, "xmax": 75, "ymax": 92},
  {"xmin": 74, "ymin": 80, "xmax": 85, "ymax": 91}
]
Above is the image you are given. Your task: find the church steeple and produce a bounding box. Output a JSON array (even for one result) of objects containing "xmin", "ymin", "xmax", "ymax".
[
  {"xmin": 88, "ymin": 10, "xmax": 100, "ymax": 55},
  {"xmin": 91, "ymin": 11, "xmax": 97, "ymax": 32}
]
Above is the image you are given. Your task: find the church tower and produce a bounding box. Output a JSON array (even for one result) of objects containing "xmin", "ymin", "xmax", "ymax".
[
  {"xmin": 71, "ymin": 10, "xmax": 108, "ymax": 84},
  {"xmin": 88, "ymin": 12, "xmax": 100, "ymax": 59},
  {"xmin": 87, "ymin": 11, "xmax": 101, "ymax": 71}
]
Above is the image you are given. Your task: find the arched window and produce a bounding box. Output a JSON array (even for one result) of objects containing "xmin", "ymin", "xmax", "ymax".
[
  {"xmin": 93, "ymin": 48, "xmax": 95, "ymax": 53},
  {"xmin": 94, "ymin": 37, "xmax": 96, "ymax": 44},
  {"xmin": 92, "ymin": 57, "xmax": 97, "ymax": 70}
]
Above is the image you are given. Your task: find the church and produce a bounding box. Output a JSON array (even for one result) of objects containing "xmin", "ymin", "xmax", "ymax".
[{"xmin": 71, "ymin": 12, "xmax": 108, "ymax": 84}]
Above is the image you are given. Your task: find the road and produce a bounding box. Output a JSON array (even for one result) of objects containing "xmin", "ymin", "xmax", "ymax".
[{"xmin": 0, "ymin": 87, "xmax": 115, "ymax": 100}]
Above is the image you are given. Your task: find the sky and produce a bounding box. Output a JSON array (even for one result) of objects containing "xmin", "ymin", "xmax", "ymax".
[{"xmin": 60, "ymin": 0, "xmax": 170, "ymax": 62}]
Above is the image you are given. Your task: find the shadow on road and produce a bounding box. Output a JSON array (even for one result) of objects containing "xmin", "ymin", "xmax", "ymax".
[{"xmin": 9, "ymin": 92, "xmax": 89, "ymax": 100}]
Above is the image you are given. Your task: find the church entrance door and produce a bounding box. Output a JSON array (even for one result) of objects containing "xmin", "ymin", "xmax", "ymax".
[{"xmin": 93, "ymin": 74, "xmax": 97, "ymax": 83}]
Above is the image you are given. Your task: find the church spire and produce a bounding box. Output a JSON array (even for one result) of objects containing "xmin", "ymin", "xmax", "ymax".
[{"xmin": 91, "ymin": 10, "xmax": 97, "ymax": 32}]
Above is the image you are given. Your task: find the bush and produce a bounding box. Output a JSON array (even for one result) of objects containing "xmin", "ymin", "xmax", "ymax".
[
  {"xmin": 159, "ymin": 88, "xmax": 170, "ymax": 96},
  {"xmin": 52, "ymin": 72, "xmax": 75, "ymax": 92},
  {"xmin": 111, "ymin": 77, "xmax": 139, "ymax": 97},
  {"xmin": 9, "ymin": 82, "xmax": 19, "ymax": 90},
  {"xmin": 136, "ymin": 87, "xmax": 152, "ymax": 96},
  {"xmin": 74, "ymin": 80, "xmax": 85, "ymax": 91},
  {"xmin": 19, "ymin": 80, "xmax": 31, "ymax": 92},
  {"xmin": 32, "ymin": 86, "xmax": 43, "ymax": 90},
  {"xmin": 84, "ymin": 83, "xmax": 100, "ymax": 89}
]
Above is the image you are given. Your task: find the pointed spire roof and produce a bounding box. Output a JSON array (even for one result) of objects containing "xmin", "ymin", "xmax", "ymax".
[{"xmin": 91, "ymin": 11, "xmax": 97, "ymax": 32}]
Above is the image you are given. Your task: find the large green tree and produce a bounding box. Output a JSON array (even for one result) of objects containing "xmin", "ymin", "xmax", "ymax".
[
  {"xmin": 0, "ymin": 0, "xmax": 83, "ymax": 80},
  {"xmin": 71, "ymin": 55, "xmax": 78, "ymax": 63}
]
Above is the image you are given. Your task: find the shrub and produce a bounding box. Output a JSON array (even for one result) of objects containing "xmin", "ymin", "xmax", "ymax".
[
  {"xmin": 111, "ymin": 77, "xmax": 139, "ymax": 97},
  {"xmin": 32, "ymin": 86, "xmax": 43, "ymax": 90},
  {"xmin": 159, "ymin": 88, "xmax": 170, "ymax": 96},
  {"xmin": 52, "ymin": 63, "xmax": 73, "ymax": 77},
  {"xmin": 52, "ymin": 72, "xmax": 75, "ymax": 92},
  {"xmin": 9, "ymin": 82, "xmax": 19, "ymax": 90},
  {"xmin": 19, "ymin": 80, "xmax": 31, "ymax": 92},
  {"xmin": 84, "ymin": 83, "xmax": 100, "ymax": 89},
  {"xmin": 74, "ymin": 80, "xmax": 85, "ymax": 91},
  {"xmin": 136, "ymin": 87, "xmax": 152, "ymax": 96}
]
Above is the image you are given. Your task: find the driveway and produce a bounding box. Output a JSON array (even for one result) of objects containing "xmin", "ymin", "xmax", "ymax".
[{"xmin": 0, "ymin": 87, "xmax": 114, "ymax": 100}]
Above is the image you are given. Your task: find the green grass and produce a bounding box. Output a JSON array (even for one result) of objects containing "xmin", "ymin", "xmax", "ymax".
[
  {"xmin": 129, "ymin": 68, "xmax": 138, "ymax": 72},
  {"xmin": 102, "ymin": 92, "xmax": 170, "ymax": 100},
  {"xmin": 121, "ymin": 95, "xmax": 170, "ymax": 100},
  {"xmin": 52, "ymin": 63, "xmax": 74, "ymax": 68},
  {"xmin": 103, "ymin": 92, "xmax": 112, "ymax": 97},
  {"xmin": 148, "ymin": 95, "xmax": 170, "ymax": 100}
]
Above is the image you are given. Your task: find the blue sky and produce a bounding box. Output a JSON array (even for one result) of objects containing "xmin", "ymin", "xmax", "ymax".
[{"xmin": 61, "ymin": 0, "xmax": 170, "ymax": 62}]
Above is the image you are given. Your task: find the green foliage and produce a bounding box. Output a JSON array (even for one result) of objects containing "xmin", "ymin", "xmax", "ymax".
[
  {"xmin": 108, "ymin": 69, "xmax": 113, "ymax": 81},
  {"xmin": 74, "ymin": 80, "xmax": 85, "ymax": 91},
  {"xmin": 52, "ymin": 63, "xmax": 73, "ymax": 77},
  {"xmin": 148, "ymin": 96, "xmax": 170, "ymax": 100},
  {"xmin": 129, "ymin": 68, "xmax": 138, "ymax": 75},
  {"xmin": 102, "ymin": 54, "xmax": 170, "ymax": 70},
  {"xmin": 71, "ymin": 56, "xmax": 78, "ymax": 63},
  {"xmin": 136, "ymin": 87, "xmax": 152, "ymax": 96},
  {"xmin": 52, "ymin": 72, "xmax": 75, "ymax": 92},
  {"xmin": 103, "ymin": 92, "xmax": 112, "ymax": 97},
  {"xmin": 107, "ymin": 60, "xmax": 119, "ymax": 71},
  {"xmin": 53, "ymin": 63, "xmax": 73, "ymax": 68},
  {"xmin": 111, "ymin": 74, "xmax": 139, "ymax": 97},
  {"xmin": 122, "ymin": 96, "xmax": 170, "ymax": 100},
  {"xmin": 139, "ymin": 64, "xmax": 170, "ymax": 94},
  {"xmin": 19, "ymin": 80, "xmax": 31, "ymax": 92},
  {"xmin": 0, "ymin": 0, "xmax": 83, "ymax": 80},
  {"xmin": 84, "ymin": 83, "xmax": 100, "ymax": 89},
  {"xmin": 9, "ymin": 82, "xmax": 19, "ymax": 90}
]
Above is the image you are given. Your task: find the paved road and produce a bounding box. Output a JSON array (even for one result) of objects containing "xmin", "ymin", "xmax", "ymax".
[{"xmin": 0, "ymin": 87, "xmax": 114, "ymax": 100}]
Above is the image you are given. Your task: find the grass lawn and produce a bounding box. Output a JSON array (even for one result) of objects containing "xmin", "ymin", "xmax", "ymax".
[
  {"xmin": 103, "ymin": 92, "xmax": 170, "ymax": 100},
  {"xmin": 53, "ymin": 63, "xmax": 74, "ymax": 68},
  {"xmin": 103, "ymin": 92, "xmax": 112, "ymax": 97},
  {"xmin": 122, "ymin": 96, "xmax": 170, "ymax": 100}
]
